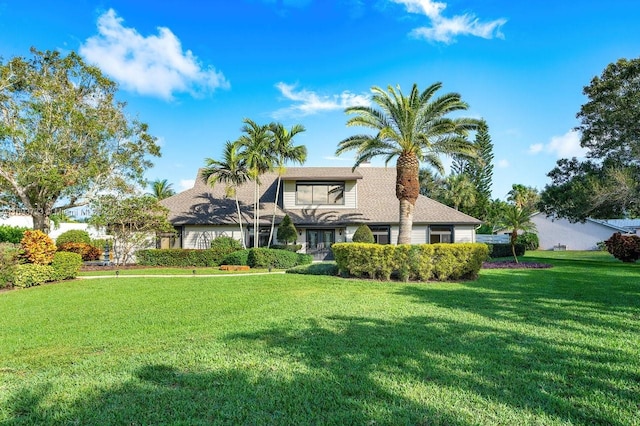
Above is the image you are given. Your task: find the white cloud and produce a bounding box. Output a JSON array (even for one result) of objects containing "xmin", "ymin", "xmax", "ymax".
[
  {"xmin": 272, "ymin": 82, "xmax": 371, "ymax": 117},
  {"xmin": 80, "ymin": 9, "xmax": 229, "ymax": 100},
  {"xmin": 391, "ymin": 0, "xmax": 506, "ymax": 44},
  {"xmin": 179, "ymin": 179, "xmax": 195, "ymax": 191},
  {"xmin": 529, "ymin": 130, "xmax": 588, "ymax": 159},
  {"xmin": 497, "ymin": 159, "xmax": 510, "ymax": 168}
]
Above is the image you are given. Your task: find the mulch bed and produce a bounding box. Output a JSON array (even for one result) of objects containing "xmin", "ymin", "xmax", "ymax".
[{"xmin": 482, "ymin": 261, "xmax": 553, "ymax": 269}]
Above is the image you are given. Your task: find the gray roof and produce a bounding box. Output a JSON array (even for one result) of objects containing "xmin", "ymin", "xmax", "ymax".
[{"xmin": 160, "ymin": 167, "xmax": 482, "ymax": 227}]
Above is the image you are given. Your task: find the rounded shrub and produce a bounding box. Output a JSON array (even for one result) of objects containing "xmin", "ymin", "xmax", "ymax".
[
  {"xmin": 222, "ymin": 249, "xmax": 250, "ymax": 266},
  {"xmin": 352, "ymin": 224, "xmax": 374, "ymax": 243},
  {"xmin": 604, "ymin": 232, "xmax": 640, "ymax": 263},
  {"xmin": 58, "ymin": 242, "xmax": 102, "ymax": 261},
  {"xmin": 0, "ymin": 225, "xmax": 28, "ymax": 244},
  {"xmin": 51, "ymin": 251, "xmax": 83, "ymax": 281},
  {"xmin": 56, "ymin": 229, "xmax": 91, "ymax": 246},
  {"xmin": 21, "ymin": 230, "xmax": 57, "ymax": 265},
  {"xmin": 516, "ymin": 232, "xmax": 539, "ymax": 251}
]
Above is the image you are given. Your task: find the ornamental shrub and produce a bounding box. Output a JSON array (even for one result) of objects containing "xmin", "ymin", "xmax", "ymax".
[
  {"xmin": 286, "ymin": 262, "xmax": 339, "ymax": 276},
  {"xmin": 136, "ymin": 249, "xmax": 225, "ymax": 267},
  {"xmin": 247, "ymin": 248, "xmax": 312, "ymax": 269},
  {"xmin": 351, "ymin": 224, "xmax": 374, "ymax": 243},
  {"xmin": 58, "ymin": 242, "xmax": 102, "ymax": 261},
  {"xmin": 56, "ymin": 229, "xmax": 91, "ymax": 245},
  {"xmin": 516, "ymin": 232, "xmax": 539, "ymax": 250},
  {"xmin": 51, "ymin": 251, "xmax": 83, "ymax": 281},
  {"xmin": 604, "ymin": 232, "xmax": 640, "ymax": 263},
  {"xmin": 270, "ymin": 244, "xmax": 302, "ymax": 252},
  {"xmin": 0, "ymin": 243, "xmax": 20, "ymax": 288},
  {"xmin": 20, "ymin": 230, "xmax": 57, "ymax": 265},
  {"xmin": 486, "ymin": 243, "xmax": 525, "ymax": 258},
  {"xmin": 210, "ymin": 236, "xmax": 243, "ymax": 251},
  {"xmin": 276, "ymin": 215, "xmax": 298, "ymax": 245},
  {"xmin": 13, "ymin": 263, "xmax": 55, "ymax": 288},
  {"xmin": 222, "ymin": 249, "xmax": 250, "ymax": 266},
  {"xmin": 0, "ymin": 225, "xmax": 28, "ymax": 244}
]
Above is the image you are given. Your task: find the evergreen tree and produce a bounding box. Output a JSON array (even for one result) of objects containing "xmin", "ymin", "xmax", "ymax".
[
  {"xmin": 276, "ymin": 215, "xmax": 297, "ymax": 245},
  {"xmin": 352, "ymin": 224, "xmax": 375, "ymax": 243}
]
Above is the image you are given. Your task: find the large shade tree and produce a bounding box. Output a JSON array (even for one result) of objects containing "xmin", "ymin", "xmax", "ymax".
[
  {"xmin": 336, "ymin": 83, "xmax": 480, "ymax": 244},
  {"xmin": 201, "ymin": 140, "xmax": 249, "ymax": 249},
  {"xmin": 267, "ymin": 122, "xmax": 307, "ymax": 247},
  {"xmin": 0, "ymin": 48, "xmax": 160, "ymax": 233}
]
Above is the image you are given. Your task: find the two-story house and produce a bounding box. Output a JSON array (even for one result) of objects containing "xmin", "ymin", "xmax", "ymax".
[{"xmin": 160, "ymin": 166, "xmax": 482, "ymax": 259}]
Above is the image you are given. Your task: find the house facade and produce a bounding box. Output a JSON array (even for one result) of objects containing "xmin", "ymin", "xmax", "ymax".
[{"xmin": 160, "ymin": 167, "xmax": 482, "ymax": 259}]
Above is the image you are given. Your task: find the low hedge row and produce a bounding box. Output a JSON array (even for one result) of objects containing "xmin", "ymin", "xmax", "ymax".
[
  {"xmin": 332, "ymin": 243, "xmax": 489, "ymax": 281},
  {"xmin": 12, "ymin": 252, "xmax": 83, "ymax": 288},
  {"xmin": 136, "ymin": 248, "xmax": 237, "ymax": 267},
  {"xmin": 486, "ymin": 243, "xmax": 525, "ymax": 258},
  {"xmin": 247, "ymin": 248, "xmax": 312, "ymax": 269}
]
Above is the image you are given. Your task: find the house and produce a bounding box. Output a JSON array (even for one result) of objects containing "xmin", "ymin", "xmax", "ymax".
[
  {"xmin": 529, "ymin": 213, "xmax": 632, "ymax": 251},
  {"xmin": 160, "ymin": 167, "xmax": 482, "ymax": 259}
]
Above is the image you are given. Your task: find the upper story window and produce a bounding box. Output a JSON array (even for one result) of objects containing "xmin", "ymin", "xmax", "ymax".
[{"xmin": 296, "ymin": 182, "xmax": 345, "ymax": 205}]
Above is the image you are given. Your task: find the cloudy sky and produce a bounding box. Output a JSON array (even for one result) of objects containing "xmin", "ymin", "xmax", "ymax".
[{"xmin": 1, "ymin": 0, "xmax": 638, "ymax": 199}]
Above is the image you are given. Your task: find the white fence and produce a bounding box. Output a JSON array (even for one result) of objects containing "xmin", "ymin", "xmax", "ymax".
[{"xmin": 475, "ymin": 234, "xmax": 510, "ymax": 244}]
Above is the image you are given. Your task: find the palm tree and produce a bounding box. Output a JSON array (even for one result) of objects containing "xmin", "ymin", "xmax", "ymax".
[
  {"xmin": 267, "ymin": 122, "xmax": 307, "ymax": 247},
  {"xmin": 444, "ymin": 173, "xmax": 476, "ymax": 211},
  {"xmin": 237, "ymin": 118, "xmax": 276, "ymax": 248},
  {"xmin": 336, "ymin": 83, "xmax": 480, "ymax": 244},
  {"xmin": 148, "ymin": 179, "xmax": 175, "ymax": 200},
  {"xmin": 507, "ymin": 184, "xmax": 539, "ymax": 210},
  {"xmin": 201, "ymin": 141, "xmax": 249, "ymax": 249},
  {"xmin": 498, "ymin": 205, "xmax": 537, "ymax": 263}
]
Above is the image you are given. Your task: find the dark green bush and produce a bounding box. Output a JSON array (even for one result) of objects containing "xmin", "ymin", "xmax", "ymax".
[
  {"xmin": 222, "ymin": 249, "xmax": 250, "ymax": 266},
  {"xmin": 210, "ymin": 236, "xmax": 243, "ymax": 251},
  {"xmin": 56, "ymin": 229, "xmax": 91, "ymax": 246},
  {"xmin": 13, "ymin": 263, "xmax": 54, "ymax": 288},
  {"xmin": 286, "ymin": 262, "xmax": 339, "ymax": 276},
  {"xmin": 332, "ymin": 242, "xmax": 489, "ymax": 281},
  {"xmin": 247, "ymin": 248, "xmax": 312, "ymax": 269},
  {"xmin": 486, "ymin": 243, "xmax": 525, "ymax": 258},
  {"xmin": 604, "ymin": 232, "xmax": 640, "ymax": 263},
  {"xmin": 51, "ymin": 251, "xmax": 83, "ymax": 281},
  {"xmin": 270, "ymin": 244, "xmax": 302, "ymax": 252},
  {"xmin": 0, "ymin": 243, "xmax": 20, "ymax": 288},
  {"xmin": 516, "ymin": 232, "xmax": 539, "ymax": 250},
  {"xmin": 276, "ymin": 215, "xmax": 298, "ymax": 245},
  {"xmin": 136, "ymin": 249, "xmax": 228, "ymax": 267},
  {"xmin": 351, "ymin": 224, "xmax": 374, "ymax": 243},
  {"xmin": 0, "ymin": 225, "xmax": 28, "ymax": 244}
]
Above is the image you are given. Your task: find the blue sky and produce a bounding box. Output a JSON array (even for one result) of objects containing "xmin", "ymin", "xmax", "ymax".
[{"xmin": 1, "ymin": 0, "xmax": 639, "ymax": 200}]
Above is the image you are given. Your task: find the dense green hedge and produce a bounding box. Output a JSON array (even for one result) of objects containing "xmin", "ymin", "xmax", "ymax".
[
  {"xmin": 332, "ymin": 243, "xmax": 489, "ymax": 281},
  {"xmin": 0, "ymin": 225, "xmax": 28, "ymax": 244},
  {"xmin": 136, "ymin": 247, "xmax": 240, "ymax": 267},
  {"xmin": 222, "ymin": 250, "xmax": 250, "ymax": 266},
  {"xmin": 486, "ymin": 243, "xmax": 525, "ymax": 258},
  {"xmin": 247, "ymin": 248, "xmax": 312, "ymax": 269},
  {"xmin": 51, "ymin": 251, "xmax": 83, "ymax": 281},
  {"xmin": 11, "ymin": 251, "xmax": 83, "ymax": 288}
]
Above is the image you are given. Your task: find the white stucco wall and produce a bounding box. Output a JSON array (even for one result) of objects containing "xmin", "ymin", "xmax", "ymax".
[{"xmin": 532, "ymin": 214, "xmax": 620, "ymax": 251}]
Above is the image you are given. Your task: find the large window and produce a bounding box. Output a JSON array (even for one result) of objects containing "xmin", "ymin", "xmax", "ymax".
[
  {"xmin": 296, "ymin": 183, "xmax": 344, "ymax": 205},
  {"xmin": 430, "ymin": 225, "xmax": 453, "ymax": 243},
  {"xmin": 370, "ymin": 226, "xmax": 390, "ymax": 244}
]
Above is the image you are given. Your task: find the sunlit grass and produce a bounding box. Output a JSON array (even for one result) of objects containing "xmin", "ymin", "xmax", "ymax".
[{"xmin": 1, "ymin": 251, "xmax": 638, "ymax": 425}]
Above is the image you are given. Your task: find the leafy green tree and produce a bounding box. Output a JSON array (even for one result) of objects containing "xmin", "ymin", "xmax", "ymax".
[
  {"xmin": 477, "ymin": 199, "xmax": 509, "ymax": 234},
  {"xmin": 276, "ymin": 214, "xmax": 297, "ymax": 245},
  {"xmin": 0, "ymin": 48, "xmax": 160, "ymax": 234},
  {"xmin": 336, "ymin": 83, "xmax": 480, "ymax": 244},
  {"xmin": 201, "ymin": 141, "xmax": 249, "ymax": 249},
  {"xmin": 237, "ymin": 119, "xmax": 276, "ymax": 248},
  {"xmin": 507, "ymin": 184, "xmax": 539, "ymax": 211},
  {"xmin": 351, "ymin": 224, "xmax": 375, "ymax": 243},
  {"xmin": 89, "ymin": 195, "xmax": 173, "ymax": 265},
  {"xmin": 148, "ymin": 179, "xmax": 175, "ymax": 200},
  {"xmin": 267, "ymin": 123, "xmax": 306, "ymax": 247},
  {"xmin": 540, "ymin": 57, "xmax": 640, "ymax": 221},
  {"xmin": 442, "ymin": 174, "xmax": 476, "ymax": 211},
  {"xmin": 498, "ymin": 205, "xmax": 537, "ymax": 263},
  {"xmin": 418, "ymin": 168, "xmax": 446, "ymax": 200}
]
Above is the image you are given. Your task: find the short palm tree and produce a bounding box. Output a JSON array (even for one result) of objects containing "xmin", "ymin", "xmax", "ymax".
[
  {"xmin": 201, "ymin": 140, "xmax": 249, "ymax": 249},
  {"xmin": 444, "ymin": 174, "xmax": 477, "ymax": 211},
  {"xmin": 237, "ymin": 118, "xmax": 276, "ymax": 248},
  {"xmin": 498, "ymin": 204, "xmax": 537, "ymax": 263},
  {"xmin": 336, "ymin": 83, "xmax": 480, "ymax": 244},
  {"xmin": 148, "ymin": 179, "xmax": 175, "ymax": 200},
  {"xmin": 267, "ymin": 122, "xmax": 307, "ymax": 247}
]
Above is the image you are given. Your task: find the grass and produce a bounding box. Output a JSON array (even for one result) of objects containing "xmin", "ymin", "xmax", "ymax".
[
  {"xmin": 1, "ymin": 251, "xmax": 638, "ymax": 425},
  {"xmin": 78, "ymin": 266, "xmax": 275, "ymax": 276}
]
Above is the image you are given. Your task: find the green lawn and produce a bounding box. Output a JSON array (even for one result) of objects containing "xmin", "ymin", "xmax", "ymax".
[{"xmin": 1, "ymin": 251, "xmax": 638, "ymax": 425}]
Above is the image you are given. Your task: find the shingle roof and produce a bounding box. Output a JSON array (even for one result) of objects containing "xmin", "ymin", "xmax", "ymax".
[{"xmin": 160, "ymin": 167, "xmax": 482, "ymax": 226}]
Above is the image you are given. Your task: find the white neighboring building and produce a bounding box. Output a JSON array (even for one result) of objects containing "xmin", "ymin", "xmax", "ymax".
[
  {"xmin": 0, "ymin": 211, "xmax": 108, "ymax": 240},
  {"xmin": 530, "ymin": 213, "xmax": 631, "ymax": 251}
]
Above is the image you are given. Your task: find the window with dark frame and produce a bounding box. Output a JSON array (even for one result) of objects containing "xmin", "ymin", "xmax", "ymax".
[
  {"xmin": 370, "ymin": 225, "xmax": 390, "ymax": 244},
  {"xmin": 296, "ymin": 182, "xmax": 345, "ymax": 205},
  {"xmin": 429, "ymin": 225, "xmax": 453, "ymax": 243}
]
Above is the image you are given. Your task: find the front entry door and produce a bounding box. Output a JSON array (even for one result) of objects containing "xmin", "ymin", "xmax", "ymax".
[{"xmin": 306, "ymin": 229, "xmax": 335, "ymax": 260}]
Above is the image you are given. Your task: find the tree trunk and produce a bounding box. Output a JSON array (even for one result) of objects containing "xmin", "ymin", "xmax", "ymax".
[
  {"xmin": 511, "ymin": 230, "xmax": 519, "ymax": 263},
  {"xmin": 396, "ymin": 153, "xmax": 420, "ymax": 245},
  {"xmin": 267, "ymin": 175, "xmax": 281, "ymax": 247},
  {"xmin": 32, "ymin": 211, "xmax": 51, "ymax": 234},
  {"xmin": 235, "ymin": 194, "xmax": 246, "ymax": 249}
]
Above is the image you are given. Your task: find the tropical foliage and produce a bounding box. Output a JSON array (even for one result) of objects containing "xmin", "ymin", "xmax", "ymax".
[
  {"xmin": 497, "ymin": 205, "xmax": 537, "ymax": 263},
  {"xmin": 148, "ymin": 179, "xmax": 175, "ymax": 200},
  {"xmin": 336, "ymin": 83, "xmax": 480, "ymax": 244}
]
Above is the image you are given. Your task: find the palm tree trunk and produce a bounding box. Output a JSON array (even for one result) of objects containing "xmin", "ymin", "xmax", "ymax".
[
  {"xmin": 267, "ymin": 175, "xmax": 281, "ymax": 247},
  {"xmin": 396, "ymin": 153, "xmax": 420, "ymax": 245},
  {"xmin": 235, "ymin": 194, "xmax": 246, "ymax": 249},
  {"xmin": 253, "ymin": 180, "xmax": 259, "ymax": 248},
  {"xmin": 511, "ymin": 230, "xmax": 519, "ymax": 263}
]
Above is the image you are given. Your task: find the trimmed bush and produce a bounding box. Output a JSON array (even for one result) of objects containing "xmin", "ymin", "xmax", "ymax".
[
  {"xmin": 13, "ymin": 263, "xmax": 55, "ymax": 288},
  {"xmin": 286, "ymin": 262, "xmax": 339, "ymax": 276},
  {"xmin": 56, "ymin": 229, "xmax": 92, "ymax": 246},
  {"xmin": 332, "ymin": 242, "xmax": 489, "ymax": 281},
  {"xmin": 51, "ymin": 251, "xmax": 83, "ymax": 281},
  {"xmin": 270, "ymin": 244, "xmax": 302, "ymax": 252},
  {"xmin": 210, "ymin": 236, "xmax": 243, "ymax": 252},
  {"xmin": 222, "ymin": 249, "xmax": 250, "ymax": 266},
  {"xmin": 136, "ymin": 249, "xmax": 226, "ymax": 267},
  {"xmin": 276, "ymin": 215, "xmax": 298, "ymax": 245},
  {"xmin": 247, "ymin": 248, "xmax": 312, "ymax": 269},
  {"xmin": 0, "ymin": 225, "xmax": 28, "ymax": 244},
  {"xmin": 21, "ymin": 230, "xmax": 57, "ymax": 265},
  {"xmin": 486, "ymin": 243, "xmax": 525, "ymax": 258},
  {"xmin": 604, "ymin": 232, "xmax": 640, "ymax": 263},
  {"xmin": 516, "ymin": 232, "xmax": 539, "ymax": 251},
  {"xmin": 0, "ymin": 243, "xmax": 20, "ymax": 288},
  {"xmin": 58, "ymin": 242, "xmax": 102, "ymax": 261},
  {"xmin": 352, "ymin": 224, "xmax": 374, "ymax": 243}
]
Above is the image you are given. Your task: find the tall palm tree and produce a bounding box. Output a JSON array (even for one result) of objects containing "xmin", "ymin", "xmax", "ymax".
[
  {"xmin": 237, "ymin": 118, "xmax": 276, "ymax": 248},
  {"xmin": 201, "ymin": 140, "xmax": 249, "ymax": 249},
  {"xmin": 267, "ymin": 122, "xmax": 307, "ymax": 247},
  {"xmin": 148, "ymin": 179, "xmax": 175, "ymax": 200},
  {"xmin": 336, "ymin": 83, "xmax": 480, "ymax": 244},
  {"xmin": 498, "ymin": 204, "xmax": 537, "ymax": 263}
]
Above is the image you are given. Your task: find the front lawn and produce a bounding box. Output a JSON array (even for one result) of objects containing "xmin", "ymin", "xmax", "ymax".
[{"xmin": 1, "ymin": 251, "xmax": 638, "ymax": 425}]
